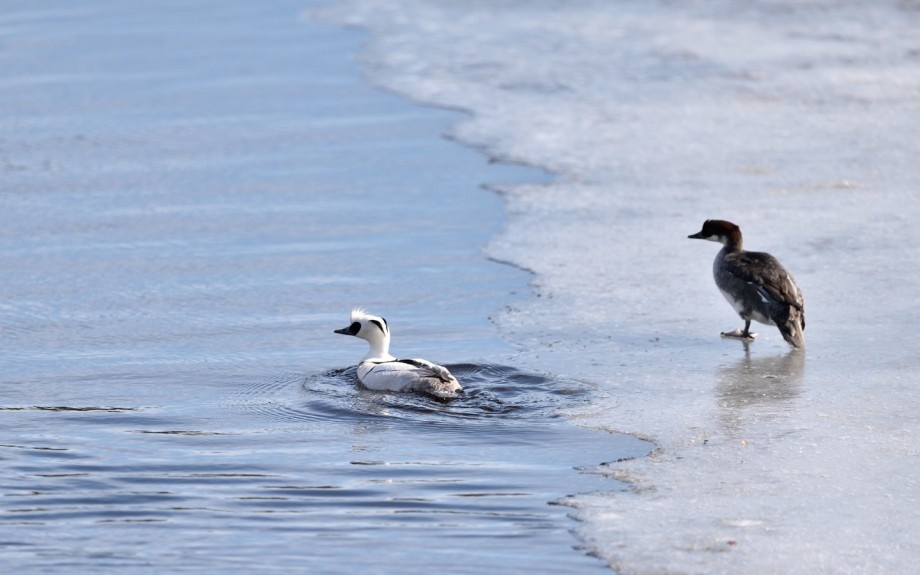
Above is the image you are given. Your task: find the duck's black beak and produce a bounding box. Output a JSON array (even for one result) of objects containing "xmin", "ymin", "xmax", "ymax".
[
  {"xmin": 688, "ymin": 230, "xmax": 706, "ymax": 239},
  {"xmin": 334, "ymin": 321, "xmax": 360, "ymax": 336}
]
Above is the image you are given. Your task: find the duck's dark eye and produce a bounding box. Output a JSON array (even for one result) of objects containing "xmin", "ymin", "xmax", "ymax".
[{"xmin": 348, "ymin": 321, "xmax": 361, "ymax": 335}]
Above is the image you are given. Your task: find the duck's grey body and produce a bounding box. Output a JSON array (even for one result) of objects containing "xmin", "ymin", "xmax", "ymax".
[
  {"xmin": 690, "ymin": 220, "xmax": 805, "ymax": 348},
  {"xmin": 357, "ymin": 357, "xmax": 460, "ymax": 398},
  {"xmin": 335, "ymin": 308, "xmax": 462, "ymax": 399}
]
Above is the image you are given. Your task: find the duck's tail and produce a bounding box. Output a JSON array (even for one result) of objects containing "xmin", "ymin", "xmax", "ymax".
[{"xmin": 778, "ymin": 306, "xmax": 805, "ymax": 349}]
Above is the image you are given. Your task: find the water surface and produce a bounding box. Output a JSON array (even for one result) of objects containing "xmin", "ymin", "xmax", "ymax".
[
  {"xmin": 0, "ymin": 1, "xmax": 651, "ymax": 572},
  {"xmin": 4, "ymin": 365, "xmax": 647, "ymax": 573}
]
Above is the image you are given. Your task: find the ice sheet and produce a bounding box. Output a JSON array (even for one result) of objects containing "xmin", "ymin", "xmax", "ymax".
[{"xmin": 319, "ymin": 0, "xmax": 920, "ymax": 573}]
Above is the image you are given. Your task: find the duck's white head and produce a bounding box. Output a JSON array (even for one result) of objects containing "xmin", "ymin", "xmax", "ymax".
[{"xmin": 334, "ymin": 308, "xmax": 393, "ymax": 361}]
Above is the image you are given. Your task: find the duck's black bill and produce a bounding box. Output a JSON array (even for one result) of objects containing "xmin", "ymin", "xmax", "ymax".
[
  {"xmin": 688, "ymin": 231, "xmax": 706, "ymax": 239},
  {"xmin": 335, "ymin": 321, "xmax": 361, "ymax": 336}
]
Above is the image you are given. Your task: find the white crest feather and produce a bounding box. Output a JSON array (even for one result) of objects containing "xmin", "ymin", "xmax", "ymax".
[{"xmin": 349, "ymin": 307, "xmax": 368, "ymax": 322}]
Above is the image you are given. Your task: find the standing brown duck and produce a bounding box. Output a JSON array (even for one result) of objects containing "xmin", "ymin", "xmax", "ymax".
[{"xmin": 689, "ymin": 220, "xmax": 805, "ymax": 348}]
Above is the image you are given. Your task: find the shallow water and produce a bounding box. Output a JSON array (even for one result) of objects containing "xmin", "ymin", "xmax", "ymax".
[
  {"xmin": 4, "ymin": 365, "xmax": 648, "ymax": 573},
  {"xmin": 0, "ymin": 0, "xmax": 651, "ymax": 573}
]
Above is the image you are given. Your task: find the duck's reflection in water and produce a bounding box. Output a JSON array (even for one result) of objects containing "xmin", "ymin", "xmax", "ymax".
[{"xmin": 715, "ymin": 344, "xmax": 805, "ymax": 437}]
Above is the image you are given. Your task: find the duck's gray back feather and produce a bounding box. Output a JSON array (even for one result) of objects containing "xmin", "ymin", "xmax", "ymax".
[
  {"xmin": 357, "ymin": 358, "xmax": 462, "ymax": 398},
  {"xmin": 715, "ymin": 249, "xmax": 806, "ymax": 347}
]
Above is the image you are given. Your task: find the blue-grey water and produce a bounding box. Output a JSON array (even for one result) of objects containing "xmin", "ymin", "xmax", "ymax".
[{"xmin": 0, "ymin": 1, "xmax": 651, "ymax": 573}]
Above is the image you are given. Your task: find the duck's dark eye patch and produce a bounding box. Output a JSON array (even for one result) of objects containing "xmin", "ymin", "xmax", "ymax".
[
  {"xmin": 348, "ymin": 321, "xmax": 361, "ymax": 335},
  {"xmin": 370, "ymin": 319, "xmax": 386, "ymax": 333}
]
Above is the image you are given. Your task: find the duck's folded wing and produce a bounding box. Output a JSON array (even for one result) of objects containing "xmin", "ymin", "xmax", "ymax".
[
  {"xmin": 725, "ymin": 251, "xmax": 804, "ymax": 310},
  {"xmin": 396, "ymin": 358, "xmax": 457, "ymax": 384},
  {"xmin": 359, "ymin": 359, "xmax": 461, "ymax": 397},
  {"xmin": 360, "ymin": 361, "xmax": 425, "ymax": 391}
]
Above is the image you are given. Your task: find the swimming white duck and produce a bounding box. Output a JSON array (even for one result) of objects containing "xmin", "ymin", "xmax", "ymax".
[
  {"xmin": 334, "ymin": 308, "xmax": 463, "ymax": 399},
  {"xmin": 689, "ymin": 219, "xmax": 805, "ymax": 348}
]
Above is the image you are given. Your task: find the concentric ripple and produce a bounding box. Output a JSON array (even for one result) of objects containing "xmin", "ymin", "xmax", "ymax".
[{"xmin": 226, "ymin": 363, "xmax": 593, "ymax": 430}]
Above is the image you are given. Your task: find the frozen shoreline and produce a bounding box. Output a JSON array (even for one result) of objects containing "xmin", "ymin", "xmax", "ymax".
[{"xmin": 321, "ymin": 1, "xmax": 920, "ymax": 573}]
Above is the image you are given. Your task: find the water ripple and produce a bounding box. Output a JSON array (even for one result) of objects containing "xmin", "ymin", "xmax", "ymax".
[{"xmin": 224, "ymin": 363, "xmax": 591, "ymax": 431}]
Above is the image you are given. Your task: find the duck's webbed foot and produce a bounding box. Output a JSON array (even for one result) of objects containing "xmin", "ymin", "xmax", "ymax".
[{"xmin": 722, "ymin": 320, "xmax": 757, "ymax": 340}]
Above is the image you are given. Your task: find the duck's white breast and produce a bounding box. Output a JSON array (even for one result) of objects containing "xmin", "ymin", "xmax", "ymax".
[{"xmin": 718, "ymin": 286, "xmax": 775, "ymax": 326}]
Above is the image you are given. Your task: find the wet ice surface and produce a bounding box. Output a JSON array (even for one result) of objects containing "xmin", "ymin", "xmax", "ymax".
[{"xmin": 322, "ymin": 0, "xmax": 920, "ymax": 572}]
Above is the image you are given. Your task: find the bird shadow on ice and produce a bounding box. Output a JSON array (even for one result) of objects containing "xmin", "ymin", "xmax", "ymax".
[{"xmin": 715, "ymin": 347, "xmax": 805, "ymax": 436}]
